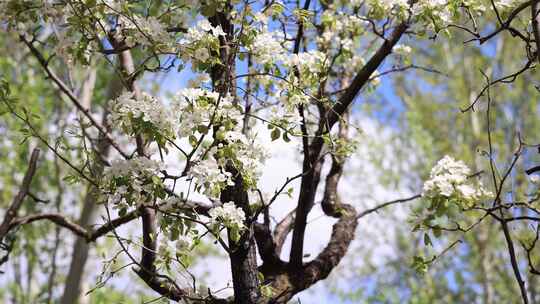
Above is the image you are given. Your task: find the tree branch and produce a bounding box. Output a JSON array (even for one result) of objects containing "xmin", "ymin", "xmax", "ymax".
[
  {"xmin": 290, "ymin": 22, "xmax": 409, "ymax": 266},
  {"xmin": 356, "ymin": 194, "xmax": 422, "ymax": 219},
  {"xmin": 0, "ymin": 148, "xmax": 40, "ymax": 240},
  {"xmin": 6, "ymin": 208, "xmax": 141, "ymax": 243},
  {"xmin": 324, "ymin": 22, "xmax": 409, "ymax": 131},
  {"xmin": 19, "ymin": 36, "xmax": 129, "ymax": 159},
  {"xmin": 274, "ymin": 209, "xmax": 296, "ymax": 255}
]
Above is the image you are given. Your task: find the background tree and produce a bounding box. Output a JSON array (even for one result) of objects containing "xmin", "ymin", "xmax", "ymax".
[{"xmin": 327, "ymin": 6, "xmax": 540, "ymax": 303}]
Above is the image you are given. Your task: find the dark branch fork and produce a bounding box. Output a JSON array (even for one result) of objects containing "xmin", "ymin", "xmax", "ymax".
[
  {"xmin": 243, "ymin": 4, "xmax": 411, "ymax": 302},
  {"xmin": 289, "ymin": 20, "xmax": 410, "ymax": 268}
]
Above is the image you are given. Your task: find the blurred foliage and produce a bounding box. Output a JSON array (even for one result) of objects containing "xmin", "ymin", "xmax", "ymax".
[
  {"xmin": 0, "ymin": 27, "xmax": 227, "ymax": 303},
  {"xmin": 330, "ymin": 18, "xmax": 540, "ymax": 304}
]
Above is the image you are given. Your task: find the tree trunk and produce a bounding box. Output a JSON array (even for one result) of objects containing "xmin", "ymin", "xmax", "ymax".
[
  {"xmin": 60, "ymin": 70, "xmax": 120, "ymax": 304},
  {"xmin": 208, "ymin": 5, "xmax": 261, "ymax": 301}
]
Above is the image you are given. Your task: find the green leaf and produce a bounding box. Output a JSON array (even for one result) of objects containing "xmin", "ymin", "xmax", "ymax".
[
  {"xmin": 286, "ymin": 187, "xmax": 294, "ymax": 198},
  {"xmin": 271, "ymin": 128, "xmax": 281, "ymax": 141},
  {"xmin": 170, "ymin": 227, "xmax": 179, "ymax": 241},
  {"xmin": 260, "ymin": 285, "xmax": 274, "ymax": 298},
  {"xmin": 423, "ymin": 233, "xmax": 432, "ymax": 247},
  {"xmin": 151, "ymin": 175, "xmax": 162, "ymax": 186},
  {"xmin": 196, "ymin": 124, "xmax": 208, "ymax": 134},
  {"xmin": 62, "ymin": 174, "xmax": 80, "ymax": 185},
  {"xmin": 270, "ymin": 3, "xmax": 285, "ymax": 16},
  {"xmin": 411, "ymin": 255, "xmax": 429, "ymax": 275},
  {"xmin": 189, "ymin": 135, "xmax": 198, "ymax": 147},
  {"xmin": 433, "ymin": 227, "xmax": 442, "ymax": 238},
  {"xmin": 201, "ymin": 3, "xmax": 217, "ymax": 17},
  {"xmin": 282, "ymin": 132, "xmax": 291, "ymax": 142},
  {"xmin": 229, "ymin": 226, "xmax": 241, "ymax": 243}
]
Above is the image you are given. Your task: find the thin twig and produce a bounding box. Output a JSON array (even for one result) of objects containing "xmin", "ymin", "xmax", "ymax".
[{"xmin": 357, "ymin": 194, "xmax": 421, "ymax": 219}]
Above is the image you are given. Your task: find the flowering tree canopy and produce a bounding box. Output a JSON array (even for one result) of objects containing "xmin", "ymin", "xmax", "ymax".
[{"xmin": 1, "ymin": 0, "xmax": 540, "ymax": 303}]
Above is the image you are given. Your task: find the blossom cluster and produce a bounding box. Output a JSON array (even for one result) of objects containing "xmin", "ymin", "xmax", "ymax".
[
  {"xmin": 246, "ymin": 30, "xmax": 286, "ymax": 65},
  {"xmin": 191, "ymin": 157, "xmax": 235, "ymax": 199},
  {"xmin": 178, "ymin": 19, "xmax": 226, "ymax": 67},
  {"xmin": 171, "ymin": 88, "xmax": 268, "ymax": 194},
  {"xmin": 367, "ymin": 0, "xmax": 490, "ymax": 30},
  {"xmin": 159, "ymin": 235, "xmax": 192, "ymax": 257},
  {"xmin": 117, "ymin": 15, "xmax": 173, "ymax": 50},
  {"xmin": 268, "ymin": 106, "xmax": 302, "ymax": 133},
  {"xmin": 157, "ymin": 234, "xmax": 194, "ymax": 267},
  {"xmin": 422, "ymin": 156, "xmax": 492, "ymax": 207},
  {"xmin": 283, "ymin": 51, "xmax": 328, "ymax": 86},
  {"xmin": 110, "ymin": 91, "xmax": 176, "ymax": 148},
  {"xmin": 158, "ymin": 196, "xmax": 189, "ymax": 212},
  {"xmin": 495, "ymin": 0, "xmax": 519, "ymax": 8},
  {"xmin": 208, "ymin": 202, "xmax": 246, "ymax": 230},
  {"xmin": 103, "ymin": 157, "xmax": 165, "ymax": 208},
  {"xmin": 240, "ymin": 11, "xmax": 331, "ymax": 115},
  {"xmin": 242, "ymin": 8, "xmax": 289, "ymax": 66},
  {"xmin": 111, "ymin": 92, "xmax": 175, "ymax": 134},
  {"xmin": 393, "ymin": 44, "xmax": 412, "ymax": 56},
  {"xmin": 171, "ymin": 88, "xmax": 242, "ymax": 138},
  {"xmin": 220, "ymin": 131, "xmax": 269, "ymax": 188},
  {"xmin": 107, "ymin": 85, "xmax": 268, "ymax": 201},
  {"xmin": 189, "ymin": 133, "xmax": 268, "ymax": 198},
  {"xmin": 317, "ymin": 12, "xmax": 368, "ymax": 51}
]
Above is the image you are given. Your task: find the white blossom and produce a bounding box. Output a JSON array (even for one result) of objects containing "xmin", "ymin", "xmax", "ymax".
[
  {"xmin": 104, "ymin": 156, "xmax": 163, "ymax": 181},
  {"xmin": 176, "ymin": 235, "xmax": 192, "ymax": 251},
  {"xmin": 172, "ymin": 87, "xmax": 267, "ymax": 195},
  {"xmin": 223, "ymin": 132, "xmax": 269, "ymax": 185},
  {"xmin": 494, "ymin": 0, "xmax": 518, "ymax": 8},
  {"xmin": 208, "ymin": 201, "xmax": 246, "ymax": 230},
  {"xmin": 194, "ymin": 47, "xmax": 210, "ymax": 62},
  {"xmin": 197, "ymin": 19, "xmax": 226, "ymax": 37},
  {"xmin": 159, "ymin": 240, "xmax": 177, "ymax": 257},
  {"xmin": 103, "ymin": 157, "xmax": 164, "ymax": 207},
  {"xmin": 191, "ymin": 157, "xmax": 234, "ymax": 199},
  {"xmin": 110, "ymin": 91, "xmax": 176, "ymax": 138},
  {"xmin": 178, "ymin": 19, "xmax": 226, "ymax": 64},
  {"xmin": 172, "ymin": 88, "xmax": 241, "ymax": 137},
  {"xmin": 422, "ymin": 156, "xmax": 492, "ymax": 206},
  {"xmin": 159, "ymin": 196, "xmax": 186, "ymax": 211},
  {"xmin": 456, "ymin": 184, "xmax": 477, "ymax": 200},
  {"xmin": 247, "ymin": 30, "xmax": 285, "ymax": 65},
  {"xmin": 118, "ymin": 15, "xmax": 172, "ymax": 48},
  {"xmin": 394, "ymin": 44, "xmax": 412, "ymax": 55},
  {"xmin": 370, "ymin": 0, "xmax": 409, "ymax": 11},
  {"xmin": 283, "ymin": 50, "xmax": 327, "ymax": 77}
]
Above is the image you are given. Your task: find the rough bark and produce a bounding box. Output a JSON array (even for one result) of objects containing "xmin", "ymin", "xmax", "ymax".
[
  {"xmin": 290, "ymin": 21, "xmax": 409, "ymax": 268},
  {"xmin": 253, "ymin": 114, "xmax": 359, "ymax": 303},
  {"xmin": 208, "ymin": 4, "xmax": 262, "ymax": 302},
  {"xmin": 273, "ymin": 209, "xmax": 295, "ymax": 256},
  {"xmin": 222, "ymin": 170, "xmax": 261, "ymax": 303},
  {"xmin": 255, "ymin": 204, "xmax": 358, "ymax": 304}
]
